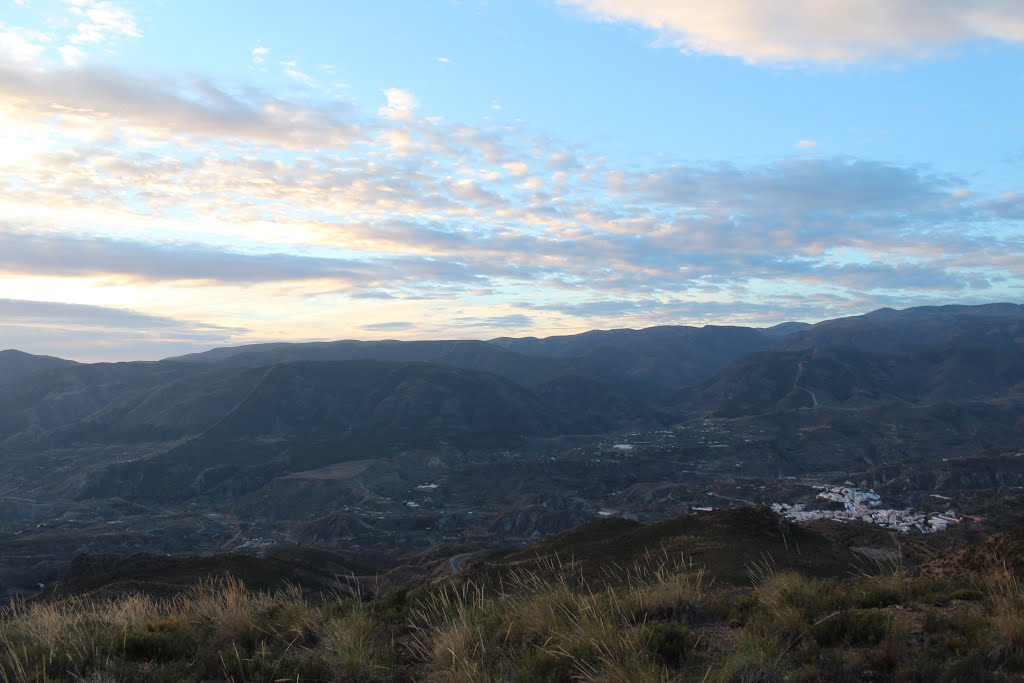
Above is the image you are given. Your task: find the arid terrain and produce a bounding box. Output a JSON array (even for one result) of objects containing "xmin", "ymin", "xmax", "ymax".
[{"xmin": 1, "ymin": 303, "xmax": 1022, "ymax": 605}]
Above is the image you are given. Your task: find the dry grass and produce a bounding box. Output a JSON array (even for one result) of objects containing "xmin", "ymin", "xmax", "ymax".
[
  {"xmin": 407, "ymin": 551, "xmax": 705, "ymax": 681},
  {"xmin": 0, "ymin": 551, "xmax": 1021, "ymax": 682},
  {"xmin": 979, "ymin": 560, "xmax": 1024, "ymax": 665},
  {"xmin": 0, "ymin": 576, "xmax": 396, "ymax": 683}
]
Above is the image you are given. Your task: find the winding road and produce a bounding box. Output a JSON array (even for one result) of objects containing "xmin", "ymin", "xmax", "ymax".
[
  {"xmin": 793, "ymin": 360, "xmax": 819, "ymax": 408},
  {"xmin": 449, "ymin": 552, "xmax": 473, "ymax": 573}
]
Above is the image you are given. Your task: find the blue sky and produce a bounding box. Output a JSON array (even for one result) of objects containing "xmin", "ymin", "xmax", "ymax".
[{"xmin": 0, "ymin": 0, "xmax": 1022, "ymax": 360}]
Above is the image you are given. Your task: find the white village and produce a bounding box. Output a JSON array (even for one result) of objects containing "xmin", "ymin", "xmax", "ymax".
[{"xmin": 772, "ymin": 485, "xmax": 962, "ymax": 534}]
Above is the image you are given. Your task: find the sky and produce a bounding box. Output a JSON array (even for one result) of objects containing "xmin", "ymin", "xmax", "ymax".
[{"xmin": 0, "ymin": 0, "xmax": 1022, "ymax": 361}]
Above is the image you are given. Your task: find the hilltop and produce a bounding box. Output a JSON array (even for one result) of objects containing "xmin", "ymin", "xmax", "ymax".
[{"xmin": 3, "ymin": 505, "xmax": 1023, "ymax": 682}]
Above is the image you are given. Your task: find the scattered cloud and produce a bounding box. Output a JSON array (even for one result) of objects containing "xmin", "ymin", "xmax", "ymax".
[
  {"xmin": 562, "ymin": 0, "xmax": 1024, "ymax": 63},
  {"xmin": 0, "ymin": 230, "xmax": 492, "ymax": 287},
  {"xmin": 0, "ymin": 63, "xmax": 360, "ymax": 148},
  {"xmin": 65, "ymin": 0, "xmax": 141, "ymax": 45},
  {"xmin": 433, "ymin": 56, "xmax": 450, "ymax": 63},
  {"xmin": 797, "ymin": 139, "xmax": 817, "ymax": 149},
  {"xmin": 0, "ymin": 51, "xmax": 1019, "ymax": 353},
  {"xmin": 251, "ymin": 45, "xmax": 268, "ymax": 65},
  {"xmin": 378, "ymin": 87, "xmax": 419, "ymax": 120},
  {"xmin": 281, "ymin": 59, "xmax": 313, "ymax": 85},
  {"xmin": 502, "ymin": 161, "xmax": 529, "ymax": 177}
]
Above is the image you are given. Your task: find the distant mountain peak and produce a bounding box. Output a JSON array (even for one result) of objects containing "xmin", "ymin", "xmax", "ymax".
[{"xmin": 0, "ymin": 349, "xmax": 78, "ymax": 386}]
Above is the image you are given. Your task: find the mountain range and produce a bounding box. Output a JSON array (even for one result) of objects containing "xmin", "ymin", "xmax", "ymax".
[
  {"xmin": 2, "ymin": 302, "xmax": 1024, "ymax": 603},
  {"xmin": 1, "ymin": 304, "xmax": 1022, "ymax": 500}
]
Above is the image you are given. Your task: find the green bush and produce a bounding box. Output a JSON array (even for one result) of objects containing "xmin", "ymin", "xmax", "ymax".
[
  {"xmin": 513, "ymin": 649, "xmax": 576, "ymax": 682},
  {"xmin": 123, "ymin": 620, "xmax": 199, "ymax": 661},
  {"xmin": 855, "ymin": 580, "xmax": 907, "ymax": 608},
  {"xmin": 812, "ymin": 609, "xmax": 891, "ymax": 647},
  {"xmin": 642, "ymin": 621, "xmax": 692, "ymax": 667},
  {"xmin": 949, "ymin": 588, "xmax": 984, "ymax": 602}
]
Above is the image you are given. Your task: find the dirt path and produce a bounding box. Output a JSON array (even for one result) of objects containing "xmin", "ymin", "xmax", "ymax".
[{"xmin": 793, "ymin": 359, "xmax": 819, "ymax": 408}]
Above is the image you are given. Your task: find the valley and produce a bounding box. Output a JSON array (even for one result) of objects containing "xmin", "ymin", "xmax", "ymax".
[{"xmin": 1, "ymin": 303, "xmax": 1023, "ymax": 603}]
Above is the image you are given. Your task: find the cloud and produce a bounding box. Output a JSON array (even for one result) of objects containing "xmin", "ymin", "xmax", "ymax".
[
  {"xmin": 516, "ymin": 297, "xmax": 821, "ymax": 321},
  {"xmin": 66, "ymin": 0, "xmax": 141, "ymax": 45},
  {"xmin": 251, "ymin": 45, "xmax": 268, "ymax": 65},
  {"xmin": 502, "ymin": 161, "xmax": 529, "ymax": 177},
  {"xmin": 57, "ymin": 44, "xmax": 85, "ymax": 66},
  {"xmin": 636, "ymin": 157, "xmax": 955, "ymax": 214},
  {"xmin": 361, "ymin": 321, "xmax": 417, "ymax": 331},
  {"xmin": 0, "ymin": 24, "xmax": 47, "ymax": 64},
  {"xmin": 433, "ymin": 56, "xmax": 449, "ymax": 63},
  {"xmin": 0, "ymin": 297, "xmax": 239, "ymax": 331},
  {"xmin": 281, "ymin": 59, "xmax": 313, "ymax": 85},
  {"xmin": 0, "ymin": 63, "xmax": 361, "ymax": 149},
  {"xmin": 0, "ymin": 298, "xmax": 245, "ymax": 361},
  {"xmin": 797, "ymin": 139, "xmax": 817, "ymax": 149},
  {"xmin": 546, "ymin": 151, "xmax": 578, "ymax": 169},
  {"xmin": 0, "ymin": 57, "xmax": 1019, "ymax": 351},
  {"xmin": 512, "ymin": 292, "xmax": 995, "ymax": 329},
  {"xmin": 562, "ymin": 0, "xmax": 1024, "ymax": 63},
  {"xmin": 448, "ymin": 314, "xmax": 535, "ymax": 329},
  {"xmin": 0, "ymin": 230, "xmax": 492, "ymax": 287},
  {"xmin": 378, "ymin": 88, "xmax": 418, "ymax": 121}
]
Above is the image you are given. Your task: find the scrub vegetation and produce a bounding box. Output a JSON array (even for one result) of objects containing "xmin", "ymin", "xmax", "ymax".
[{"xmin": 2, "ymin": 551, "xmax": 1022, "ymax": 682}]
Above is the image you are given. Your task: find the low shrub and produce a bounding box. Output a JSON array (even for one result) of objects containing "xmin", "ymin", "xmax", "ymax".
[{"xmin": 812, "ymin": 608, "xmax": 890, "ymax": 647}]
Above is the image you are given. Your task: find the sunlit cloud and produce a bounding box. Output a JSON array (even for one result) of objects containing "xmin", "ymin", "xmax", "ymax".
[
  {"xmin": 378, "ymin": 87, "xmax": 418, "ymax": 121},
  {"xmin": 65, "ymin": 0, "xmax": 141, "ymax": 45},
  {"xmin": 0, "ymin": 63, "xmax": 362, "ymax": 148},
  {"xmin": 0, "ymin": 24, "xmax": 47, "ymax": 64},
  {"xmin": 562, "ymin": 0, "xmax": 1024, "ymax": 63},
  {"xmin": 57, "ymin": 44, "xmax": 85, "ymax": 66},
  {"xmin": 0, "ymin": 36, "xmax": 1019, "ymax": 359}
]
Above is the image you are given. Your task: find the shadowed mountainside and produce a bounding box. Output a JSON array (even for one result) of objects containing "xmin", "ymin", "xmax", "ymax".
[
  {"xmin": 687, "ymin": 344, "xmax": 1024, "ymax": 418},
  {"xmin": 2, "ymin": 302, "xmax": 1022, "ymax": 512},
  {"xmin": 168, "ymin": 325, "xmax": 774, "ymax": 399},
  {"xmin": 784, "ymin": 303, "xmax": 1024, "ymax": 353},
  {"xmin": 72, "ymin": 360, "xmax": 608, "ymax": 501},
  {"xmin": 0, "ymin": 349, "xmax": 78, "ymax": 387}
]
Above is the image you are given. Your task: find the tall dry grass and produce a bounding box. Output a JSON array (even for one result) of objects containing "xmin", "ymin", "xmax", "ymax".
[
  {"xmin": 407, "ymin": 551, "xmax": 705, "ymax": 681},
  {"xmin": 0, "ymin": 576, "xmax": 397, "ymax": 683}
]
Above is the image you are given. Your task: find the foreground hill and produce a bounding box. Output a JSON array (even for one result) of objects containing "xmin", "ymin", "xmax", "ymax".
[{"xmin": 6, "ymin": 506, "xmax": 1023, "ymax": 682}]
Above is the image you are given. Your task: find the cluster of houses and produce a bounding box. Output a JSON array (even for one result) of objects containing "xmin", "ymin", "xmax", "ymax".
[{"xmin": 772, "ymin": 485, "xmax": 961, "ymax": 534}]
